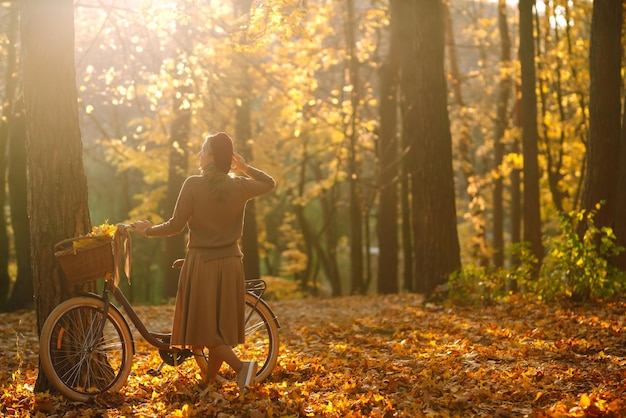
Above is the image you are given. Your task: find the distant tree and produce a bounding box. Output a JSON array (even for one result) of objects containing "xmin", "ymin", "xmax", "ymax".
[
  {"xmin": 492, "ymin": 0, "xmax": 512, "ymax": 269},
  {"xmin": 344, "ymin": 0, "xmax": 365, "ymax": 294},
  {"xmin": 398, "ymin": 0, "xmax": 416, "ymax": 293},
  {"xmin": 163, "ymin": 10, "xmax": 191, "ymax": 299},
  {"xmin": 21, "ymin": 0, "xmax": 92, "ymax": 393},
  {"xmin": 0, "ymin": 2, "xmax": 19, "ymax": 311},
  {"xmin": 444, "ymin": 0, "xmax": 488, "ymax": 268},
  {"xmin": 233, "ymin": 0, "xmax": 264, "ymax": 281},
  {"xmin": 6, "ymin": 99, "xmax": 33, "ymax": 312},
  {"xmin": 615, "ymin": 95, "xmax": 626, "ymax": 270},
  {"xmin": 376, "ymin": 0, "xmax": 400, "ymax": 294},
  {"xmin": 509, "ymin": 84, "xmax": 523, "ymax": 282},
  {"xmin": 412, "ymin": 0, "xmax": 461, "ymax": 295},
  {"xmin": 519, "ymin": 0, "xmax": 543, "ymax": 273},
  {"xmin": 536, "ymin": 2, "xmax": 567, "ymax": 214},
  {"xmin": 292, "ymin": 142, "xmax": 316, "ymax": 288}
]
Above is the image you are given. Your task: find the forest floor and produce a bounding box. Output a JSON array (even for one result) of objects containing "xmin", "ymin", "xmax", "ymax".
[{"xmin": 1, "ymin": 293, "xmax": 626, "ymax": 417}]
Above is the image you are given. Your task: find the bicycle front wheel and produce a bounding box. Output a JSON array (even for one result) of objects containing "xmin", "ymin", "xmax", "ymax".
[{"xmin": 39, "ymin": 296, "xmax": 134, "ymax": 402}]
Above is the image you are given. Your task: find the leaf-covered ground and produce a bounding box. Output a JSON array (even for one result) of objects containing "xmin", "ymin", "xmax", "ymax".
[{"xmin": 2, "ymin": 294, "xmax": 626, "ymax": 417}]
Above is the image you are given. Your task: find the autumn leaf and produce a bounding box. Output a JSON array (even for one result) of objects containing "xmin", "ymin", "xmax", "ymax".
[{"xmin": 2, "ymin": 294, "xmax": 626, "ymax": 417}]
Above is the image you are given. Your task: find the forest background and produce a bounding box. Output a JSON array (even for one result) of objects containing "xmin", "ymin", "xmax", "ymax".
[{"xmin": 1, "ymin": 0, "xmax": 626, "ymax": 312}]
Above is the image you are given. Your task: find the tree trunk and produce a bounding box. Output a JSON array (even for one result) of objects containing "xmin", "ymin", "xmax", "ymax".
[
  {"xmin": 536, "ymin": 4, "xmax": 566, "ymax": 214},
  {"xmin": 614, "ymin": 88, "xmax": 626, "ymax": 271},
  {"xmin": 398, "ymin": 0, "xmax": 417, "ymax": 292},
  {"xmin": 492, "ymin": 0, "xmax": 512, "ymax": 268},
  {"xmin": 310, "ymin": 162, "xmax": 342, "ymax": 296},
  {"xmin": 564, "ymin": 1, "xmax": 589, "ymax": 211},
  {"xmin": 163, "ymin": 25, "xmax": 191, "ymax": 298},
  {"xmin": 578, "ymin": 0, "xmax": 622, "ymax": 232},
  {"xmin": 236, "ymin": 98, "xmax": 262, "ymax": 280},
  {"xmin": 163, "ymin": 112, "xmax": 189, "ymax": 297},
  {"xmin": 344, "ymin": 0, "xmax": 365, "ymax": 295},
  {"xmin": 376, "ymin": 0, "xmax": 401, "ymax": 294},
  {"xmin": 519, "ymin": 0, "xmax": 543, "ymax": 273},
  {"xmin": 508, "ymin": 85, "xmax": 523, "ymax": 291},
  {"xmin": 7, "ymin": 101, "xmax": 34, "ymax": 311},
  {"xmin": 412, "ymin": 0, "xmax": 461, "ymax": 295},
  {"xmin": 0, "ymin": 2, "xmax": 19, "ymax": 311},
  {"xmin": 234, "ymin": 0, "xmax": 261, "ymax": 280},
  {"xmin": 22, "ymin": 0, "xmax": 92, "ymax": 394},
  {"xmin": 444, "ymin": 1, "xmax": 488, "ymax": 268},
  {"xmin": 294, "ymin": 143, "xmax": 314, "ymax": 290}
]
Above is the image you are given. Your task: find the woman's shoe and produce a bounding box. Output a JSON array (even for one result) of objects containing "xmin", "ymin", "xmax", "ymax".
[{"xmin": 237, "ymin": 361, "xmax": 257, "ymax": 391}]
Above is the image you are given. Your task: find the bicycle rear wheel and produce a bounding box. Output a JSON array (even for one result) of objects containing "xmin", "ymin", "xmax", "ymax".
[
  {"xmin": 196, "ymin": 292, "xmax": 279, "ymax": 383},
  {"xmin": 39, "ymin": 296, "xmax": 134, "ymax": 402}
]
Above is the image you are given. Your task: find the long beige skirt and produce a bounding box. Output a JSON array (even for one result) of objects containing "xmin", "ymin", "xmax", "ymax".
[{"xmin": 170, "ymin": 250, "xmax": 245, "ymax": 347}]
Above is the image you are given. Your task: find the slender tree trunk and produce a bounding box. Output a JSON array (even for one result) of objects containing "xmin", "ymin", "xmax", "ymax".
[
  {"xmin": 163, "ymin": 27, "xmax": 191, "ymax": 298},
  {"xmin": 493, "ymin": 0, "xmax": 512, "ymax": 268},
  {"xmin": 563, "ymin": 2, "xmax": 589, "ymax": 210},
  {"xmin": 509, "ymin": 85, "xmax": 523, "ymax": 287},
  {"xmin": 578, "ymin": 0, "xmax": 622, "ymax": 233},
  {"xmin": 614, "ymin": 89, "xmax": 626, "ymax": 271},
  {"xmin": 376, "ymin": 0, "xmax": 400, "ymax": 294},
  {"xmin": 0, "ymin": 2, "xmax": 19, "ymax": 310},
  {"xmin": 535, "ymin": 2, "xmax": 566, "ymax": 214},
  {"xmin": 294, "ymin": 143, "xmax": 314, "ymax": 290},
  {"xmin": 412, "ymin": 0, "xmax": 461, "ymax": 295},
  {"xmin": 400, "ymin": 150, "xmax": 412, "ymax": 292},
  {"xmin": 311, "ymin": 162, "xmax": 342, "ymax": 296},
  {"xmin": 444, "ymin": 1, "xmax": 488, "ymax": 268},
  {"xmin": 398, "ymin": 0, "xmax": 416, "ymax": 292},
  {"xmin": 7, "ymin": 101, "xmax": 34, "ymax": 311},
  {"xmin": 236, "ymin": 98, "xmax": 262, "ymax": 280},
  {"xmin": 22, "ymin": 0, "xmax": 92, "ymax": 393},
  {"xmin": 519, "ymin": 0, "xmax": 544, "ymax": 273},
  {"xmin": 163, "ymin": 112, "xmax": 189, "ymax": 296},
  {"xmin": 344, "ymin": 0, "xmax": 364, "ymax": 295},
  {"xmin": 234, "ymin": 0, "xmax": 261, "ymax": 280}
]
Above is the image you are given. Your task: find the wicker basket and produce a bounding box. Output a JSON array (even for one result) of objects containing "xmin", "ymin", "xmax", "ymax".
[{"xmin": 54, "ymin": 236, "xmax": 115, "ymax": 284}]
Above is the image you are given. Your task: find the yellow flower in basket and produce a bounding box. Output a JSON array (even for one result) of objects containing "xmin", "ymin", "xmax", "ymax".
[{"xmin": 73, "ymin": 221, "xmax": 118, "ymax": 250}]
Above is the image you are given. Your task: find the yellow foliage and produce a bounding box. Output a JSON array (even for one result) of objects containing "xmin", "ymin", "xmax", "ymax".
[{"xmin": 72, "ymin": 221, "xmax": 118, "ymax": 250}]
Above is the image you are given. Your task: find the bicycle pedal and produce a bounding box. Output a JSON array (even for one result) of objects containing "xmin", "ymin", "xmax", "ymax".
[{"xmin": 147, "ymin": 368, "xmax": 162, "ymax": 376}]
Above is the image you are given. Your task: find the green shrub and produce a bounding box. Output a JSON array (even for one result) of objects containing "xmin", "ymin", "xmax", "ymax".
[
  {"xmin": 448, "ymin": 206, "xmax": 626, "ymax": 304},
  {"xmin": 449, "ymin": 242, "xmax": 537, "ymax": 305},
  {"xmin": 536, "ymin": 207, "xmax": 626, "ymax": 301},
  {"xmin": 448, "ymin": 264, "xmax": 498, "ymax": 305}
]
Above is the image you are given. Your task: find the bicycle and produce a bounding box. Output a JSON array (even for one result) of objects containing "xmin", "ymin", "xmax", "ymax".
[{"xmin": 39, "ymin": 225, "xmax": 280, "ymax": 402}]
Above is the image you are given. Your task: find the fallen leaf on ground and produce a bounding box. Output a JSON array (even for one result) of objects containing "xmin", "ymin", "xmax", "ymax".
[{"xmin": 1, "ymin": 294, "xmax": 626, "ymax": 417}]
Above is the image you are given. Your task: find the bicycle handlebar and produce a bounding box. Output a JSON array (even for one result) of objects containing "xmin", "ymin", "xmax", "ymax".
[{"xmin": 116, "ymin": 223, "xmax": 135, "ymax": 234}]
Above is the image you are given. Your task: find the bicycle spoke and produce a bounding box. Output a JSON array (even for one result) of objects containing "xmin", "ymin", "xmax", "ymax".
[
  {"xmin": 244, "ymin": 318, "xmax": 267, "ymax": 337},
  {"xmin": 40, "ymin": 298, "xmax": 133, "ymax": 401}
]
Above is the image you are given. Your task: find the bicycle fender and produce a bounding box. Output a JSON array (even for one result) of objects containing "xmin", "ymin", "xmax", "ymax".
[{"xmin": 255, "ymin": 297, "xmax": 281, "ymax": 329}]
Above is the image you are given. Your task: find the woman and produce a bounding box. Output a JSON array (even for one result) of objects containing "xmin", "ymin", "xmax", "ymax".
[{"xmin": 131, "ymin": 132, "xmax": 275, "ymax": 391}]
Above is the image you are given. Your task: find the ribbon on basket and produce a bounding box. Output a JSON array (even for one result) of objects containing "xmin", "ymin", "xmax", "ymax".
[{"xmin": 113, "ymin": 224, "xmax": 132, "ymax": 287}]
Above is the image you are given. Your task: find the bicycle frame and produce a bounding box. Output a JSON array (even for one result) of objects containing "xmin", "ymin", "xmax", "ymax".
[
  {"xmin": 94, "ymin": 275, "xmax": 278, "ymax": 353},
  {"xmin": 101, "ymin": 279, "xmax": 172, "ymax": 350}
]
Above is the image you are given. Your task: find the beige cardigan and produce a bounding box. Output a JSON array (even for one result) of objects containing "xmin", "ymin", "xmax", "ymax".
[{"xmin": 146, "ymin": 166, "xmax": 275, "ymax": 260}]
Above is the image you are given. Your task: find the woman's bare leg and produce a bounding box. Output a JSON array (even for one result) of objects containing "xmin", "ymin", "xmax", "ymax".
[
  {"xmin": 192, "ymin": 346, "xmax": 208, "ymax": 381},
  {"xmin": 205, "ymin": 345, "xmax": 243, "ymax": 381}
]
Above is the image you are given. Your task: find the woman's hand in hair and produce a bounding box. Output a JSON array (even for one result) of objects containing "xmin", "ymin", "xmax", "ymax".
[{"xmin": 231, "ymin": 152, "xmax": 249, "ymax": 174}]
